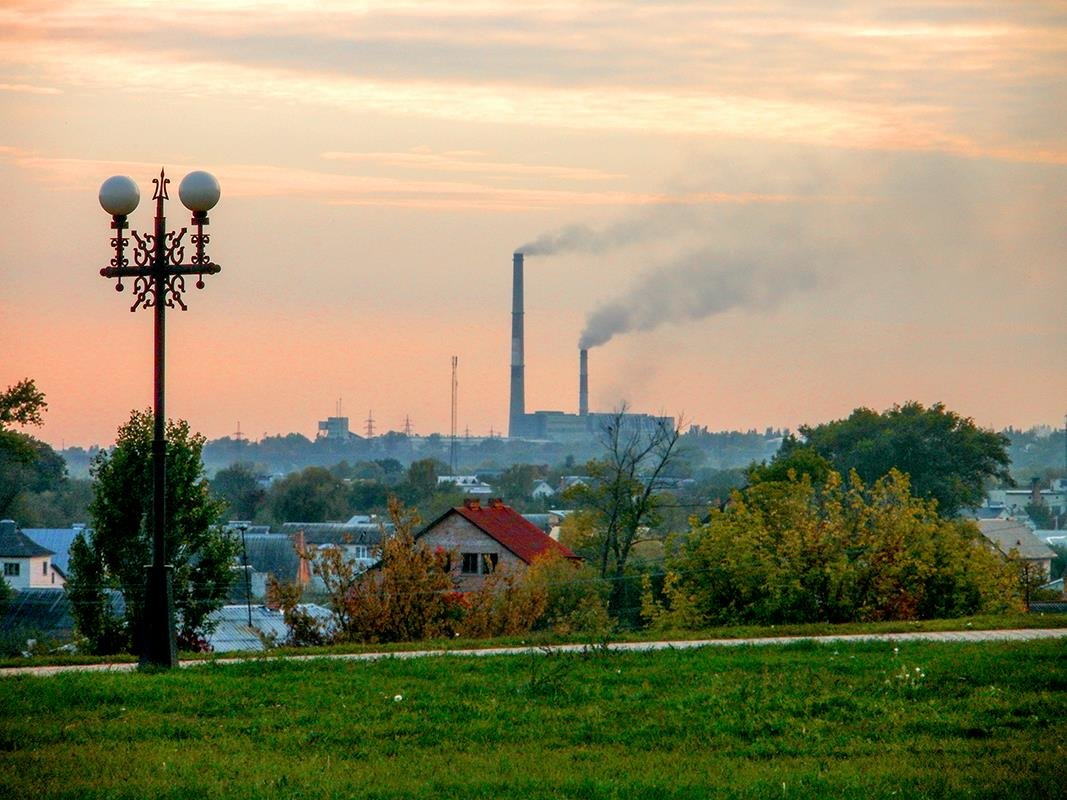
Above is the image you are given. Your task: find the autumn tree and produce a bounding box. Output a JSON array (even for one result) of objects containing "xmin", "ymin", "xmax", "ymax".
[
  {"xmin": 304, "ymin": 498, "xmax": 455, "ymax": 643},
  {"xmin": 66, "ymin": 411, "xmax": 237, "ymax": 653},
  {"xmin": 665, "ymin": 470, "xmax": 1017, "ymax": 626}
]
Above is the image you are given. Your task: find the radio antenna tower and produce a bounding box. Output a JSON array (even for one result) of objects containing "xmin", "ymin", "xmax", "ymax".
[
  {"xmin": 364, "ymin": 410, "xmax": 375, "ymax": 438},
  {"xmin": 403, "ymin": 415, "xmax": 414, "ymax": 436},
  {"xmin": 450, "ymin": 356, "xmax": 458, "ymax": 475}
]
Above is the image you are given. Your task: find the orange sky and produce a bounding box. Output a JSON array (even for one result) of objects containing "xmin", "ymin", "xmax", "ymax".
[{"xmin": 1, "ymin": 1, "xmax": 1065, "ymax": 447}]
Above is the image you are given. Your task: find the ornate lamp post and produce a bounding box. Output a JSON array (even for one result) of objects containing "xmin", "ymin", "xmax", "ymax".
[{"xmin": 98, "ymin": 168, "xmax": 222, "ymax": 668}]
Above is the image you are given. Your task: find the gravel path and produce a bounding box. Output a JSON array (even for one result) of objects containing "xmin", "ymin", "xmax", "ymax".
[{"xmin": 4, "ymin": 627, "xmax": 1066, "ymax": 678}]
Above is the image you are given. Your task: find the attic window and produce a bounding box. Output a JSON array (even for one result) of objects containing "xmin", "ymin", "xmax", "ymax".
[{"xmin": 461, "ymin": 552, "xmax": 499, "ymax": 575}]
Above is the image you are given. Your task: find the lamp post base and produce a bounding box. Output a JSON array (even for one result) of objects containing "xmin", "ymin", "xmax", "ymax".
[{"xmin": 140, "ymin": 564, "xmax": 178, "ymax": 668}]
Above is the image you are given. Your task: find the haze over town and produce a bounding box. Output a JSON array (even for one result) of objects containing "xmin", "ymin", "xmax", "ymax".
[{"xmin": 2, "ymin": 1, "xmax": 1065, "ymax": 448}]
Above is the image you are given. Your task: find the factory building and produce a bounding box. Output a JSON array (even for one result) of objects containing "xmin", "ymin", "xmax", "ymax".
[{"xmin": 507, "ymin": 252, "xmax": 673, "ymax": 441}]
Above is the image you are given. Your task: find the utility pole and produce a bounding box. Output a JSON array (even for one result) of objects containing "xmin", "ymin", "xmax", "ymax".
[{"xmin": 450, "ymin": 356, "xmax": 458, "ymax": 475}]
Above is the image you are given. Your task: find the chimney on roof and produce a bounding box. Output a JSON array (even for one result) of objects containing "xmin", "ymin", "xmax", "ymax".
[
  {"xmin": 579, "ymin": 348, "xmax": 589, "ymax": 417},
  {"xmin": 293, "ymin": 530, "xmax": 311, "ymax": 586},
  {"xmin": 489, "ymin": 498, "xmax": 504, "ymax": 509},
  {"xmin": 464, "ymin": 498, "xmax": 481, "ymax": 511},
  {"xmin": 508, "ymin": 252, "xmax": 525, "ymax": 438}
]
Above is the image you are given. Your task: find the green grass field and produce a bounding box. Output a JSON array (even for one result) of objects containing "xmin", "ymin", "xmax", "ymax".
[
  {"xmin": 2, "ymin": 637, "xmax": 1065, "ymax": 798},
  {"xmin": 5, "ymin": 611, "xmax": 1065, "ymax": 669}
]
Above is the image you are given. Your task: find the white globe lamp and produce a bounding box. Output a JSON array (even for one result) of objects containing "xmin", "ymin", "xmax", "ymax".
[
  {"xmin": 178, "ymin": 171, "xmax": 221, "ymax": 215},
  {"xmin": 99, "ymin": 175, "xmax": 140, "ymax": 217}
]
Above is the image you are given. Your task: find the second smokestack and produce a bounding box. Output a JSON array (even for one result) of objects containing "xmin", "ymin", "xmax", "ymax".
[
  {"xmin": 508, "ymin": 252, "xmax": 525, "ymax": 437},
  {"xmin": 579, "ymin": 348, "xmax": 589, "ymax": 417}
]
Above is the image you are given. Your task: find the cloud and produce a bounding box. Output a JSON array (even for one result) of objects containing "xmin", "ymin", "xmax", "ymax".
[
  {"xmin": 0, "ymin": 146, "xmax": 809, "ymax": 211},
  {"xmin": 2, "ymin": 2, "xmax": 1063, "ymax": 163},
  {"xmin": 321, "ymin": 149, "xmax": 625, "ymax": 182}
]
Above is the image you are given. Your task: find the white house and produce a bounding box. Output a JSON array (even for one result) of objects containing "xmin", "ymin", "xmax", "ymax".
[
  {"xmin": 0, "ymin": 519, "xmax": 65, "ymax": 590},
  {"xmin": 437, "ymin": 475, "xmax": 493, "ymax": 496},
  {"xmin": 531, "ymin": 480, "xmax": 556, "ymax": 500}
]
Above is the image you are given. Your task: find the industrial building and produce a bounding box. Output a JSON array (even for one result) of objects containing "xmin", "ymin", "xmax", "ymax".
[{"xmin": 507, "ymin": 252, "xmax": 673, "ymax": 441}]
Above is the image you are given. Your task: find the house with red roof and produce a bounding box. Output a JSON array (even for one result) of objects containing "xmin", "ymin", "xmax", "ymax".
[{"xmin": 418, "ymin": 499, "xmax": 579, "ymax": 589}]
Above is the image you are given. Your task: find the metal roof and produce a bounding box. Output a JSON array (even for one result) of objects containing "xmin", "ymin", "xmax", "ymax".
[
  {"xmin": 976, "ymin": 519, "xmax": 1056, "ymax": 561},
  {"xmin": 23, "ymin": 528, "xmax": 83, "ymax": 573}
]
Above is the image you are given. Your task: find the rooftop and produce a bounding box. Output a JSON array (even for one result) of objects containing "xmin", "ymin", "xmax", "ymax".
[
  {"xmin": 976, "ymin": 519, "xmax": 1056, "ymax": 562},
  {"xmin": 429, "ymin": 498, "xmax": 578, "ymax": 565},
  {"xmin": 0, "ymin": 520, "xmax": 54, "ymax": 559}
]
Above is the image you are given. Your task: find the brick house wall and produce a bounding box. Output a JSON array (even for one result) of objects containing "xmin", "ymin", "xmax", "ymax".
[{"xmin": 418, "ymin": 514, "xmax": 525, "ymax": 591}]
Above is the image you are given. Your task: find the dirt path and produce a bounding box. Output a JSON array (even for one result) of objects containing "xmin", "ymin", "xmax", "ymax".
[{"xmin": 4, "ymin": 627, "xmax": 1066, "ymax": 678}]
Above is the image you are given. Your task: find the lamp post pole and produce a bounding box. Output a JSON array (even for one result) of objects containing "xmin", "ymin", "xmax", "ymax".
[
  {"xmin": 98, "ymin": 168, "xmax": 222, "ymax": 668},
  {"xmin": 239, "ymin": 524, "xmax": 252, "ymax": 627}
]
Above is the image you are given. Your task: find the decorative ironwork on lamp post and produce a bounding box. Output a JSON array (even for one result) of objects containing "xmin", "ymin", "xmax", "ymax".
[{"xmin": 98, "ymin": 168, "xmax": 222, "ymax": 668}]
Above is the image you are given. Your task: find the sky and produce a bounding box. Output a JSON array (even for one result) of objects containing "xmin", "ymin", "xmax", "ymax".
[{"xmin": 1, "ymin": 0, "xmax": 1064, "ymax": 448}]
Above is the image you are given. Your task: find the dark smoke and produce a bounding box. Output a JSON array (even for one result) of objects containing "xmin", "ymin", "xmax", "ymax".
[{"xmin": 579, "ymin": 251, "xmax": 817, "ymax": 349}]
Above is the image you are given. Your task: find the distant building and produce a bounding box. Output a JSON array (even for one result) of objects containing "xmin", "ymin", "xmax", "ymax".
[
  {"xmin": 203, "ymin": 603, "xmax": 334, "ymax": 652},
  {"xmin": 515, "ymin": 410, "xmax": 675, "ymax": 443},
  {"xmin": 0, "ymin": 520, "xmax": 64, "ymax": 590},
  {"xmin": 417, "ymin": 499, "xmax": 579, "ymax": 590},
  {"xmin": 531, "ymin": 480, "xmax": 555, "ymax": 500},
  {"xmin": 984, "ymin": 486, "xmax": 1066, "ymax": 519},
  {"xmin": 976, "ymin": 519, "xmax": 1056, "ymax": 580},
  {"xmin": 23, "ymin": 525, "xmax": 88, "ymax": 579},
  {"xmin": 317, "ymin": 416, "xmax": 353, "ymax": 442},
  {"xmin": 437, "ymin": 475, "xmax": 493, "ymax": 496}
]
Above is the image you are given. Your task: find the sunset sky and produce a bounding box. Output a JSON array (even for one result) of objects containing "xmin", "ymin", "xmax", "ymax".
[{"xmin": 2, "ymin": 0, "xmax": 1065, "ymax": 448}]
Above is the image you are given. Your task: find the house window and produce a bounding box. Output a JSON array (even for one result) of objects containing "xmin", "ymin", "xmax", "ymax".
[
  {"xmin": 3, "ymin": 563, "xmax": 19, "ymax": 577},
  {"xmin": 43, "ymin": 561, "xmax": 48, "ymax": 575},
  {"xmin": 460, "ymin": 553, "xmax": 499, "ymax": 575}
]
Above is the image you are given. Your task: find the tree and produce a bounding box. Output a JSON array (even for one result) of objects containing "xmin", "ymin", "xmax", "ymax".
[
  {"xmin": 0, "ymin": 379, "xmax": 66, "ymax": 517},
  {"xmin": 404, "ymin": 458, "xmax": 445, "ymax": 502},
  {"xmin": 66, "ymin": 411, "xmax": 237, "ymax": 653},
  {"xmin": 496, "ymin": 463, "xmax": 542, "ymax": 501},
  {"xmin": 666, "ymin": 470, "xmax": 1017, "ymax": 626},
  {"xmin": 211, "ymin": 462, "xmax": 265, "ymax": 520},
  {"xmin": 266, "ymin": 466, "xmax": 349, "ymax": 524},
  {"xmin": 778, "ymin": 402, "xmax": 1011, "ymax": 517},
  {"xmin": 0, "ymin": 378, "xmax": 47, "ymax": 428},
  {"xmin": 567, "ymin": 409, "xmax": 684, "ymax": 608},
  {"xmin": 747, "ymin": 443, "xmax": 831, "ymax": 488}
]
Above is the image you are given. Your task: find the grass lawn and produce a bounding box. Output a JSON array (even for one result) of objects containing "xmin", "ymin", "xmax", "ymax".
[{"xmin": 1, "ymin": 637, "xmax": 1065, "ymax": 798}]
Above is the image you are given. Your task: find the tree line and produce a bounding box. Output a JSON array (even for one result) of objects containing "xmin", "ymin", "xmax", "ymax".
[{"xmin": 0, "ymin": 378, "xmax": 1051, "ymax": 656}]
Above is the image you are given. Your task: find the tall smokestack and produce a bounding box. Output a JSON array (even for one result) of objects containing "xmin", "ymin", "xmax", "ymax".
[
  {"xmin": 579, "ymin": 348, "xmax": 589, "ymax": 417},
  {"xmin": 508, "ymin": 252, "xmax": 525, "ymax": 437}
]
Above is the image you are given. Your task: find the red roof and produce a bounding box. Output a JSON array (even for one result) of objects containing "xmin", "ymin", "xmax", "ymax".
[{"xmin": 443, "ymin": 499, "xmax": 578, "ymax": 565}]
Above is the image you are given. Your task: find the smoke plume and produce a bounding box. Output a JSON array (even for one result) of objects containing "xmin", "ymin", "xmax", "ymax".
[
  {"xmin": 516, "ymin": 212, "xmax": 688, "ymax": 256},
  {"xmin": 579, "ymin": 250, "xmax": 816, "ymax": 349}
]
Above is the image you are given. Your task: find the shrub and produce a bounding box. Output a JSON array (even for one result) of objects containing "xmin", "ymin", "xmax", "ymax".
[
  {"xmin": 459, "ymin": 566, "xmax": 547, "ymax": 639},
  {"xmin": 523, "ymin": 552, "xmax": 612, "ymax": 635}
]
